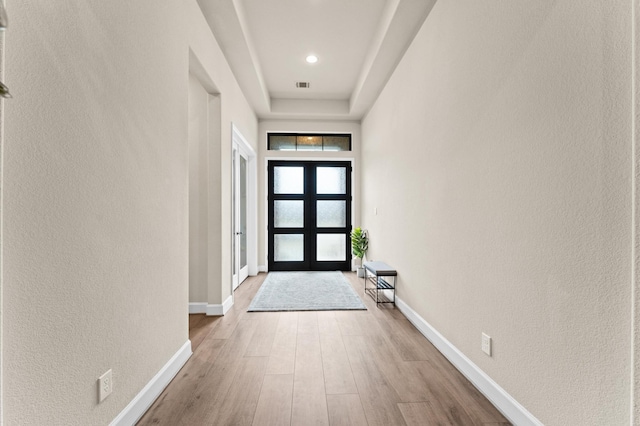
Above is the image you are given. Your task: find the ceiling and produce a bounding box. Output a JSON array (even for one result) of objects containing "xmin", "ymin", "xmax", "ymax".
[{"xmin": 197, "ymin": 0, "xmax": 437, "ymax": 121}]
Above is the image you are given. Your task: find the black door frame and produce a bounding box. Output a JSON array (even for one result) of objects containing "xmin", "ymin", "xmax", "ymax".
[{"xmin": 268, "ymin": 160, "xmax": 352, "ymax": 271}]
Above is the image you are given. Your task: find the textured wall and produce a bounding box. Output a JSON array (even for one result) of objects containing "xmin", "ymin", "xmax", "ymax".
[
  {"xmin": 188, "ymin": 73, "xmax": 210, "ymax": 303},
  {"xmin": 634, "ymin": 2, "xmax": 640, "ymax": 423},
  {"xmin": 2, "ymin": 1, "xmax": 256, "ymax": 424},
  {"xmin": 361, "ymin": 1, "xmax": 632, "ymax": 425},
  {"xmin": 0, "ymin": 10, "xmax": 5, "ymax": 423}
]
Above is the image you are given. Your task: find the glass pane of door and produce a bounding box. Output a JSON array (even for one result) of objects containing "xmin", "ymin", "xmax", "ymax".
[
  {"xmin": 240, "ymin": 155, "xmax": 247, "ymax": 269},
  {"xmin": 316, "ymin": 200, "xmax": 346, "ymax": 228},
  {"xmin": 232, "ymin": 148, "xmax": 237, "ymax": 275},
  {"xmin": 316, "ymin": 234, "xmax": 346, "ymax": 261},
  {"xmin": 274, "ymin": 234, "xmax": 304, "ymax": 261},
  {"xmin": 274, "ymin": 166, "xmax": 304, "ymax": 194},
  {"xmin": 317, "ymin": 167, "xmax": 346, "ymax": 194},
  {"xmin": 274, "ymin": 200, "xmax": 304, "ymax": 228}
]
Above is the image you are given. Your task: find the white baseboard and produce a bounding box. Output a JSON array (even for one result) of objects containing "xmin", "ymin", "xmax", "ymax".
[
  {"xmin": 190, "ymin": 296, "xmax": 234, "ymax": 316},
  {"xmin": 188, "ymin": 302, "xmax": 207, "ymax": 314},
  {"xmin": 222, "ymin": 295, "xmax": 233, "ymax": 314},
  {"xmin": 395, "ymin": 296, "xmax": 543, "ymax": 426},
  {"xmin": 205, "ymin": 295, "xmax": 233, "ymax": 316},
  {"xmin": 258, "ymin": 265, "xmax": 268, "ymax": 272},
  {"xmin": 110, "ymin": 340, "xmax": 192, "ymax": 426}
]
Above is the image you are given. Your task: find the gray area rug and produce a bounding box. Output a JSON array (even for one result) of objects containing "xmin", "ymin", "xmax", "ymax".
[{"xmin": 248, "ymin": 271, "xmax": 367, "ymax": 312}]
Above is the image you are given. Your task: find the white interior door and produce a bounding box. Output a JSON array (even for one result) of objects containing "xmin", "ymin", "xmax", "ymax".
[{"xmin": 233, "ymin": 146, "xmax": 249, "ymax": 290}]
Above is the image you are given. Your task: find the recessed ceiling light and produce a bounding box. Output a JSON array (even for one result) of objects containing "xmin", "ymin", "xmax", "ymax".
[{"xmin": 306, "ymin": 55, "xmax": 318, "ymax": 64}]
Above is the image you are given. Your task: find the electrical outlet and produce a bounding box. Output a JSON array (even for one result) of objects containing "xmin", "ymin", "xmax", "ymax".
[
  {"xmin": 481, "ymin": 333, "xmax": 492, "ymax": 356},
  {"xmin": 98, "ymin": 369, "xmax": 113, "ymax": 402}
]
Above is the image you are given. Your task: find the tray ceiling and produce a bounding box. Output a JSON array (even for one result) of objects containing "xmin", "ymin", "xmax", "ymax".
[{"xmin": 197, "ymin": 0, "xmax": 437, "ymax": 120}]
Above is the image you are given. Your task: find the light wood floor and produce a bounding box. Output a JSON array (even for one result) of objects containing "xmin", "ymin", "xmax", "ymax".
[{"xmin": 138, "ymin": 273, "xmax": 511, "ymax": 426}]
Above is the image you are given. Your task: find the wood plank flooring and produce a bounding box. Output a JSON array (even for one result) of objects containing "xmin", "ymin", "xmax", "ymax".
[{"xmin": 138, "ymin": 273, "xmax": 511, "ymax": 426}]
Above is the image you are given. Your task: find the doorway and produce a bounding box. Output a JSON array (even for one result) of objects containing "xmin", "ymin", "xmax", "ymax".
[
  {"xmin": 232, "ymin": 147, "xmax": 249, "ymax": 289},
  {"xmin": 232, "ymin": 125, "xmax": 256, "ymax": 291},
  {"xmin": 268, "ymin": 161, "xmax": 352, "ymax": 271}
]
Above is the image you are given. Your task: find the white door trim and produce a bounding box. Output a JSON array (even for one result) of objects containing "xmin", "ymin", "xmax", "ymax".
[{"xmin": 231, "ymin": 124, "xmax": 257, "ymax": 292}]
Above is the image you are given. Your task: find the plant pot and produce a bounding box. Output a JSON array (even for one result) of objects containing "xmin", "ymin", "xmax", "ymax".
[{"xmin": 356, "ymin": 266, "xmax": 365, "ymax": 278}]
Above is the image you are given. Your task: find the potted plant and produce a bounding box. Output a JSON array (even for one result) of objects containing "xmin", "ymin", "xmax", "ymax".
[{"xmin": 351, "ymin": 227, "xmax": 369, "ymax": 278}]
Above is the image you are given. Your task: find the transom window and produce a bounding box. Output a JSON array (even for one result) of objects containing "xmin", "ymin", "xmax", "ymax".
[{"xmin": 268, "ymin": 133, "xmax": 351, "ymax": 152}]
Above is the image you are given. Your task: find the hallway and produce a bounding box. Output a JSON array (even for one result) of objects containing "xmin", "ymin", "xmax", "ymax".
[
  {"xmin": 3, "ymin": 2, "xmax": 634, "ymax": 424},
  {"xmin": 139, "ymin": 273, "xmax": 510, "ymax": 425}
]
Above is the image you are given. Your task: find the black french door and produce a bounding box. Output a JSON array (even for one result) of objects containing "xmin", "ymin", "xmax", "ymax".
[{"xmin": 268, "ymin": 161, "xmax": 352, "ymax": 271}]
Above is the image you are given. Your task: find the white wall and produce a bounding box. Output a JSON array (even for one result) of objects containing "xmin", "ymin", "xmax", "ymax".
[
  {"xmin": 188, "ymin": 74, "xmax": 224, "ymax": 306},
  {"xmin": 188, "ymin": 73, "xmax": 209, "ymax": 303},
  {"xmin": 2, "ymin": 1, "xmax": 256, "ymax": 424},
  {"xmin": 361, "ymin": 1, "xmax": 631, "ymax": 425},
  {"xmin": 258, "ymin": 120, "xmax": 361, "ymax": 270},
  {"xmin": 635, "ymin": 2, "xmax": 640, "ymax": 422},
  {"xmin": 0, "ymin": 12, "xmax": 5, "ymax": 422}
]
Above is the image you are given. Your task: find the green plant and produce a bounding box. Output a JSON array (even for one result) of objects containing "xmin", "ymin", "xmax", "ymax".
[{"xmin": 350, "ymin": 227, "xmax": 368, "ymax": 265}]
